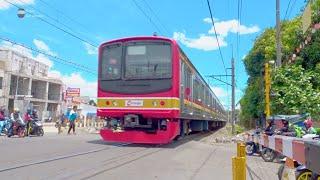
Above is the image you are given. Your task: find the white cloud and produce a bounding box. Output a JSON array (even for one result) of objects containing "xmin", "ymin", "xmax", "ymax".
[
  {"xmin": 0, "ymin": 0, "xmax": 34, "ymax": 10},
  {"xmin": 49, "ymin": 71, "xmax": 97, "ymax": 98},
  {"xmin": 83, "ymin": 42, "xmax": 97, "ymax": 55},
  {"xmin": 211, "ymin": 86, "xmax": 228, "ymax": 98},
  {"xmin": 173, "ymin": 32, "xmax": 227, "ymax": 51},
  {"xmin": 33, "ymin": 39, "xmax": 57, "ymax": 56},
  {"xmin": 208, "ymin": 19, "xmax": 260, "ymax": 37},
  {"xmin": 174, "ymin": 18, "xmax": 259, "ymax": 51},
  {"xmin": 203, "ymin": 17, "xmax": 219, "ymax": 24}
]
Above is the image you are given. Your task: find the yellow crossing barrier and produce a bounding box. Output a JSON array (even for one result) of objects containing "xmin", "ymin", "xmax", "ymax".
[{"xmin": 232, "ymin": 142, "xmax": 246, "ymax": 180}]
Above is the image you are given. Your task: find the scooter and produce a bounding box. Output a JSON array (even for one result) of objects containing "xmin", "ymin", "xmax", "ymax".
[
  {"xmin": 245, "ymin": 130, "xmax": 261, "ymax": 155},
  {"xmin": 27, "ymin": 118, "xmax": 44, "ymax": 136},
  {"xmin": 0, "ymin": 118, "xmax": 11, "ymax": 135}
]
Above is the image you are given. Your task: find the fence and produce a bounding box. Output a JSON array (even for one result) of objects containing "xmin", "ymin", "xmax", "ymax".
[{"xmin": 246, "ymin": 133, "xmax": 320, "ymax": 176}]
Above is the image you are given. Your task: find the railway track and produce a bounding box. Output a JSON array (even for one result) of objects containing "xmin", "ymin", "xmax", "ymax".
[{"xmin": 0, "ymin": 130, "xmax": 221, "ymax": 179}]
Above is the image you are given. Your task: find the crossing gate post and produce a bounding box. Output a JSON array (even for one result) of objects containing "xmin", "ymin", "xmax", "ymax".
[
  {"xmin": 280, "ymin": 158, "xmax": 296, "ymax": 180},
  {"xmin": 232, "ymin": 142, "xmax": 246, "ymax": 180}
]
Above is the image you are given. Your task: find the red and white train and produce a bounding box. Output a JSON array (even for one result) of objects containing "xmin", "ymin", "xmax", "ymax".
[{"xmin": 97, "ymin": 36, "xmax": 227, "ymax": 144}]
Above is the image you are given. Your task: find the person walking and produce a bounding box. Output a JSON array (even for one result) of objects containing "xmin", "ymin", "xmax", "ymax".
[
  {"xmin": 56, "ymin": 113, "xmax": 65, "ymax": 134},
  {"xmin": 68, "ymin": 106, "xmax": 77, "ymax": 135}
]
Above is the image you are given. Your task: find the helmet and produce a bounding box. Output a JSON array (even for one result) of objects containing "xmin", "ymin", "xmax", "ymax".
[
  {"xmin": 304, "ymin": 119, "xmax": 313, "ymax": 128},
  {"xmin": 32, "ymin": 109, "xmax": 37, "ymax": 113},
  {"xmin": 281, "ymin": 118, "xmax": 289, "ymax": 125},
  {"xmin": 27, "ymin": 108, "xmax": 32, "ymax": 113},
  {"xmin": 14, "ymin": 108, "xmax": 20, "ymax": 113}
]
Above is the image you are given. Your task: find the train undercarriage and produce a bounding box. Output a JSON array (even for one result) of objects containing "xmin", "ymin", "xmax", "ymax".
[{"xmin": 100, "ymin": 115, "xmax": 226, "ymax": 144}]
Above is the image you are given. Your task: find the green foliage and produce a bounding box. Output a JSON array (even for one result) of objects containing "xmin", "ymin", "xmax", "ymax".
[
  {"xmin": 271, "ymin": 65, "xmax": 320, "ymax": 117},
  {"xmin": 235, "ymin": 124, "xmax": 245, "ymax": 134},
  {"xmin": 240, "ymin": 18, "xmax": 302, "ymax": 128}
]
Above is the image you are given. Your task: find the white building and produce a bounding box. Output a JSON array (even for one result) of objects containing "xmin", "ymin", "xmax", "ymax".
[{"xmin": 0, "ymin": 48, "xmax": 63, "ymax": 120}]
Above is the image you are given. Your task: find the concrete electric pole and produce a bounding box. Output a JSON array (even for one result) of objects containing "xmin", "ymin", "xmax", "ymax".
[
  {"xmin": 276, "ymin": 0, "xmax": 282, "ymax": 67},
  {"xmin": 231, "ymin": 57, "xmax": 235, "ymax": 135}
]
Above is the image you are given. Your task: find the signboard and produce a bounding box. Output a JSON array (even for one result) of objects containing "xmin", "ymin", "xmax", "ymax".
[
  {"xmin": 125, "ymin": 100, "xmax": 143, "ymax": 107},
  {"xmin": 66, "ymin": 88, "xmax": 80, "ymax": 97}
]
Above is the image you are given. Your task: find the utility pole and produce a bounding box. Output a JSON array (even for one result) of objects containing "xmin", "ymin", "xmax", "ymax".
[
  {"xmin": 276, "ymin": 0, "xmax": 282, "ymax": 67},
  {"xmin": 231, "ymin": 57, "xmax": 235, "ymax": 135}
]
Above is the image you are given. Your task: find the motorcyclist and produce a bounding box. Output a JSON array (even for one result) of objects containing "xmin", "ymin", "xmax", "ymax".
[
  {"xmin": 8, "ymin": 108, "xmax": 24, "ymax": 136},
  {"xmin": 31, "ymin": 109, "xmax": 39, "ymax": 120},
  {"xmin": 277, "ymin": 118, "xmax": 296, "ymax": 136},
  {"xmin": 264, "ymin": 118, "xmax": 275, "ymax": 136},
  {"xmin": 0, "ymin": 107, "xmax": 6, "ymax": 134},
  {"xmin": 24, "ymin": 108, "xmax": 32, "ymax": 136},
  {"xmin": 303, "ymin": 118, "xmax": 317, "ymax": 134}
]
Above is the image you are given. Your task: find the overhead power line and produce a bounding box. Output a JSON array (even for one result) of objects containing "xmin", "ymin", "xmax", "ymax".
[
  {"xmin": 284, "ymin": 0, "xmax": 293, "ymax": 20},
  {"xmin": 131, "ymin": 0, "xmax": 163, "ymax": 35},
  {"xmin": 15, "ymin": 0, "xmax": 97, "ymax": 46},
  {"xmin": 37, "ymin": 0, "xmax": 94, "ymax": 35},
  {"xmin": 4, "ymin": 0, "xmax": 98, "ymax": 48},
  {"xmin": 205, "ymin": 0, "xmax": 226, "ymax": 73},
  {"xmin": 0, "ymin": 37, "xmax": 97, "ymax": 75},
  {"xmin": 141, "ymin": 0, "xmax": 170, "ymax": 35}
]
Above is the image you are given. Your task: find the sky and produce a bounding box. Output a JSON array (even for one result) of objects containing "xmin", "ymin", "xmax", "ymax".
[{"xmin": 0, "ymin": 0, "xmax": 306, "ymax": 109}]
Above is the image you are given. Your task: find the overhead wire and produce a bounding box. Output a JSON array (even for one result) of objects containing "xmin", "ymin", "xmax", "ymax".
[
  {"xmin": 284, "ymin": 0, "xmax": 293, "ymax": 20},
  {"xmin": 3, "ymin": 0, "xmax": 98, "ymax": 48},
  {"xmin": 205, "ymin": 0, "xmax": 227, "ymax": 74},
  {"xmin": 0, "ymin": 37, "xmax": 97, "ymax": 76},
  {"xmin": 287, "ymin": 0, "xmax": 297, "ymax": 19},
  {"xmin": 37, "ymin": 0, "xmax": 94, "ymax": 35},
  {"xmin": 131, "ymin": 0, "xmax": 163, "ymax": 35},
  {"xmin": 141, "ymin": 0, "xmax": 170, "ymax": 35}
]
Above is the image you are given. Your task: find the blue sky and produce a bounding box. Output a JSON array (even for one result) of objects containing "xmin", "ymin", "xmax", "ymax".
[{"xmin": 0, "ymin": 0, "xmax": 306, "ymax": 109}]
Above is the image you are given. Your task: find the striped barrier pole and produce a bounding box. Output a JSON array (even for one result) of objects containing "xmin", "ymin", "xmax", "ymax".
[{"xmin": 232, "ymin": 142, "xmax": 246, "ymax": 180}]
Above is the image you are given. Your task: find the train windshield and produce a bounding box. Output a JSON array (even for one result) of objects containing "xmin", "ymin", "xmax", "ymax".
[
  {"xmin": 100, "ymin": 43, "xmax": 122, "ymax": 80},
  {"xmin": 125, "ymin": 42, "xmax": 172, "ymax": 80}
]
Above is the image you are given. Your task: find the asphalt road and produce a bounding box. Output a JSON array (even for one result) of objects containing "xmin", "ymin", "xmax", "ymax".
[{"xmin": 0, "ymin": 132, "xmax": 280, "ymax": 180}]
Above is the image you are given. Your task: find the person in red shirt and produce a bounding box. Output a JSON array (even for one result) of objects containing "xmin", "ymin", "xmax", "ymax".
[{"xmin": 24, "ymin": 108, "xmax": 32, "ymax": 136}]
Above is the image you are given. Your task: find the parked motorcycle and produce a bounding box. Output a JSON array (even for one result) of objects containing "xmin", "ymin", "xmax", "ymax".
[
  {"xmin": 7, "ymin": 119, "xmax": 26, "ymax": 138},
  {"xmin": 0, "ymin": 118, "xmax": 11, "ymax": 135},
  {"xmin": 245, "ymin": 130, "xmax": 261, "ymax": 155},
  {"xmin": 27, "ymin": 118, "xmax": 44, "ymax": 136}
]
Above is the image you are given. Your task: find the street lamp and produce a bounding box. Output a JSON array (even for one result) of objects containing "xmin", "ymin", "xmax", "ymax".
[{"xmin": 17, "ymin": 8, "xmax": 26, "ymax": 18}]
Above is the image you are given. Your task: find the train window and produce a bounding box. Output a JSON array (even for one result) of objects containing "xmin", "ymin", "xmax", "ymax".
[
  {"xmin": 100, "ymin": 44, "xmax": 122, "ymax": 80},
  {"xmin": 193, "ymin": 79, "xmax": 200, "ymax": 102},
  {"xmin": 125, "ymin": 42, "xmax": 172, "ymax": 80},
  {"xmin": 184, "ymin": 65, "xmax": 192, "ymax": 96}
]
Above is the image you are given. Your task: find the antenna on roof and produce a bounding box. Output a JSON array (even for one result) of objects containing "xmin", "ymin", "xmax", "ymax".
[{"xmin": 153, "ymin": 32, "xmax": 157, "ymax": 36}]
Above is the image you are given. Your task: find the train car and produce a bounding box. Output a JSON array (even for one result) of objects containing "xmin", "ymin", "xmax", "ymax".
[{"xmin": 97, "ymin": 36, "xmax": 227, "ymax": 144}]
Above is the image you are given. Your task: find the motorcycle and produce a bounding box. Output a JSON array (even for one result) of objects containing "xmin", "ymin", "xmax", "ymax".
[
  {"xmin": 245, "ymin": 130, "xmax": 261, "ymax": 156},
  {"xmin": 0, "ymin": 118, "xmax": 11, "ymax": 135},
  {"xmin": 7, "ymin": 119, "xmax": 26, "ymax": 138},
  {"xmin": 27, "ymin": 118, "xmax": 44, "ymax": 136}
]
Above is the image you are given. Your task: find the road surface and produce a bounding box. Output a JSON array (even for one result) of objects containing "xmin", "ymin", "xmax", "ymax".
[{"xmin": 0, "ymin": 132, "xmax": 279, "ymax": 180}]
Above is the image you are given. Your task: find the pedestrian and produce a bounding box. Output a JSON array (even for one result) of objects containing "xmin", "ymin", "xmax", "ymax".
[
  {"xmin": 56, "ymin": 113, "xmax": 65, "ymax": 134},
  {"xmin": 68, "ymin": 106, "xmax": 77, "ymax": 135}
]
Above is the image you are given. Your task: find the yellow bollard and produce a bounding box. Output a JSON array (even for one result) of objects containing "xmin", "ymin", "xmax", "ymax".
[{"xmin": 233, "ymin": 142, "xmax": 246, "ymax": 180}]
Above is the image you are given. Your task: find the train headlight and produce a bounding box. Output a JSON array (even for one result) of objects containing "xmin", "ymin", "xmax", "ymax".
[
  {"xmin": 112, "ymin": 101, "xmax": 118, "ymax": 106},
  {"xmin": 152, "ymin": 101, "xmax": 158, "ymax": 107}
]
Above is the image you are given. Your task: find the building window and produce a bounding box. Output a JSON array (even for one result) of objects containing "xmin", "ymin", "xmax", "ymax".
[{"xmin": 0, "ymin": 77, "xmax": 3, "ymax": 89}]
